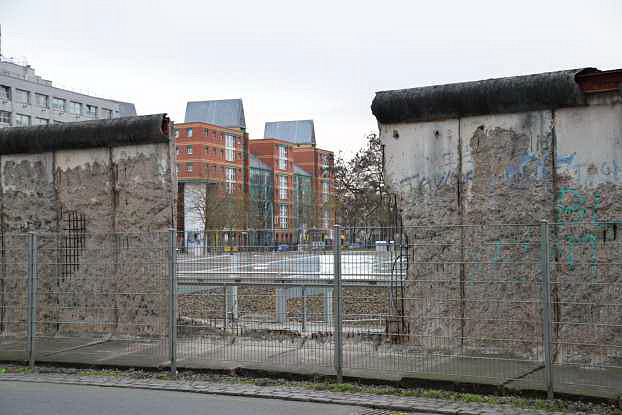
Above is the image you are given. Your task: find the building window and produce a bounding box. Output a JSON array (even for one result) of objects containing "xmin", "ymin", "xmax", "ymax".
[
  {"xmin": 0, "ymin": 110, "xmax": 10, "ymax": 125},
  {"xmin": 278, "ymin": 145, "xmax": 287, "ymax": 170},
  {"xmin": 186, "ymin": 145, "xmax": 193, "ymax": 155},
  {"xmin": 51, "ymin": 97, "xmax": 66, "ymax": 111},
  {"xmin": 15, "ymin": 89, "xmax": 30, "ymax": 104},
  {"xmin": 35, "ymin": 117, "xmax": 49, "ymax": 126},
  {"xmin": 35, "ymin": 93, "xmax": 49, "ymax": 108},
  {"xmin": 68, "ymin": 101, "xmax": 82, "ymax": 115},
  {"xmin": 186, "ymin": 162, "xmax": 193, "ymax": 172},
  {"xmin": 226, "ymin": 167, "xmax": 236, "ymax": 194},
  {"xmin": 323, "ymin": 210, "xmax": 330, "ymax": 229},
  {"xmin": 320, "ymin": 153, "xmax": 331, "ymax": 177},
  {"xmin": 15, "ymin": 114, "xmax": 31, "ymax": 127},
  {"xmin": 175, "ymin": 146, "xmax": 180, "ymax": 156},
  {"xmin": 322, "ymin": 181, "xmax": 329, "ymax": 202},
  {"xmin": 279, "ymin": 204, "xmax": 288, "ymax": 229},
  {"xmin": 225, "ymin": 134, "xmax": 235, "ymax": 162},
  {"xmin": 102, "ymin": 108, "xmax": 112, "ymax": 119},
  {"xmin": 85, "ymin": 104, "xmax": 97, "ymax": 117},
  {"xmin": 0, "ymin": 85, "xmax": 10, "ymax": 100},
  {"xmin": 204, "ymin": 128, "xmax": 209, "ymax": 136},
  {"xmin": 279, "ymin": 175, "xmax": 288, "ymax": 200},
  {"xmin": 187, "ymin": 128, "xmax": 193, "ymax": 137}
]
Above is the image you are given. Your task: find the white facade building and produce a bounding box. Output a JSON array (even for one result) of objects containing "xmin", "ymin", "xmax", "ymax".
[{"xmin": 0, "ymin": 57, "xmax": 135, "ymax": 128}]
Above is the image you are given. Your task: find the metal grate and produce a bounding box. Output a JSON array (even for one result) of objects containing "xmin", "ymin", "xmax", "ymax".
[
  {"xmin": 350, "ymin": 409, "xmax": 395, "ymax": 415},
  {"xmin": 60, "ymin": 210, "xmax": 86, "ymax": 280}
]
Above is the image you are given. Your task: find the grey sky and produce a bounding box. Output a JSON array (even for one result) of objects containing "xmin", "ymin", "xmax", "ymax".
[{"xmin": 1, "ymin": 0, "xmax": 620, "ymax": 154}]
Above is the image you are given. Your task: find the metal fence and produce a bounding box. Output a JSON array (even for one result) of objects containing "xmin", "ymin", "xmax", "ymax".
[{"xmin": 0, "ymin": 223, "xmax": 620, "ymax": 400}]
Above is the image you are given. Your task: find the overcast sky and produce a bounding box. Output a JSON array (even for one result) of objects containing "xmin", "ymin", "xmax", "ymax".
[{"xmin": 1, "ymin": 0, "xmax": 620, "ymax": 155}]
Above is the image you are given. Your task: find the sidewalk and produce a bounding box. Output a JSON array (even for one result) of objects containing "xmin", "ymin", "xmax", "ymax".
[{"xmin": 0, "ymin": 367, "xmax": 607, "ymax": 415}]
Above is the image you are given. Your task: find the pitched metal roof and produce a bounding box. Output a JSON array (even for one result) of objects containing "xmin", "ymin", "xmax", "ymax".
[
  {"xmin": 293, "ymin": 164, "xmax": 312, "ymax": 176},
  {"xmin": 249, "ymin": 154, "xmax": 272, "ymax": 171},
  {"xmin": 185, "ymin": 99, "xmax": 246, "ymax": 129},
  {"xmin": 264, "ymin": 120, "xmax": 315, "ymax": 145},
  {"xmin": 372, "ymin": 68, "xmax": 597, "ymax": 124},
  {"xmin": 117, "ymin": 102, "xmax": 137, "ymax": 117}
]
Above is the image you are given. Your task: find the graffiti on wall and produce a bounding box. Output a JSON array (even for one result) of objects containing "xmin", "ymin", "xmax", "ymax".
[
  {"xmin": 403, "ymin": 149, "xmax": 621, "ymax": 194},
  {"xmin": 464, "ymin": 187, "xmax": 616, "ymax": 282},
  {"xmin": 554, "ymin": 187, "xmax": 621, "ymax": 272}
]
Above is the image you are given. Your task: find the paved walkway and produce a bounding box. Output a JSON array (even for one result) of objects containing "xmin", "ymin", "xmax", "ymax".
[
  {"xmin": 2, "ymin": 336, "xmax": 620, "ymax": 400},
  {"xmin": 0, "ymin": 371, "xmax": 574, "ymax": 415}
]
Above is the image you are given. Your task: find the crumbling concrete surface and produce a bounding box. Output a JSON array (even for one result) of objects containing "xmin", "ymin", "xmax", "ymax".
[
  {"xmin": 0, "ymin": 114, "xmax": 176, "ymax": 339},
  {"xmin": 377, "ymin": 76, "xmax": 622, "ymax": 367}
]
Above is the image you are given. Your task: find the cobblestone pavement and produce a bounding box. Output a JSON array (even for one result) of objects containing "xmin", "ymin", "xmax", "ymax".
[{"xmin": 0, "ymin": 370, "xmax": 591, "ymax": 415}]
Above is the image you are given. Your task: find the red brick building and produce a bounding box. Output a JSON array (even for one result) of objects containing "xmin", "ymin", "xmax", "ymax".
[
  {"xmin": 263, "ymin": 120, "xmax": 335, "ymax": 239},
  {"xmin": 175, "ymin": 121, "xmax": 249, "ymax": 189},
  {"xmin": 175, "ymin": 103, "xmax": 335, "ymax": 245},
  {"xmin": 175, "ymin": 121, "xmax": 249, "ymax": 237}
]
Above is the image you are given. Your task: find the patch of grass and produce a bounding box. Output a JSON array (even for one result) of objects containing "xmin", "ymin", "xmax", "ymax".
[{"xmin": 0, "ymin": 366, "xmax": 32, "ymax": 374}]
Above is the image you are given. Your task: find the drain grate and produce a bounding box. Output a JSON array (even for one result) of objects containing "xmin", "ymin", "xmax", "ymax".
[{"xmin": 351, "ymin": 409, "xmax": 396, "ymax": 415}]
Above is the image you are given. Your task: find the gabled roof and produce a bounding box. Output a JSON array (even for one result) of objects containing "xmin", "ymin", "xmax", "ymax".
[
  {"xmin": 293, "ymin": 164, "xmax": 312, "ymax": 177},
  {"xmin": 249, "ymin": 154, "xmax": 272, "ymax": 171},
  {"xmin": 264, "ymin": 120, "xmax": 315, "ymax": 145},
  {"xmin": 185, "ymin": 99, "xmax": 246, "ymax": 129}
]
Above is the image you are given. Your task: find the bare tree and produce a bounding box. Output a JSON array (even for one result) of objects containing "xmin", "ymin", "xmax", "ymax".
[
  {"xmin": 185, "ymin": 182, "xmax": 247, "ymax": 231},
  {"xmin": 334, "ymin": 132, "xmax": 394, "ymax": 232}
]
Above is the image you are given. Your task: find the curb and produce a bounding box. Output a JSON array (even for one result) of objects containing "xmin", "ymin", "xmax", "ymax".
[{"xmin": 0, "ymin": 374, "xmax": 473, "ymax": 415}]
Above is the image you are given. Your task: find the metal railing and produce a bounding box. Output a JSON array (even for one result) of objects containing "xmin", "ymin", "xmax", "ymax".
[{"xmin": 0, "ymin": 223, "xmax": 620, "ymax": 400}]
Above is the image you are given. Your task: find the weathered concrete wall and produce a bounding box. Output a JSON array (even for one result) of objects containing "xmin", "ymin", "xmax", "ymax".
[
  {"xmin": 379, "ymin": 91, "xmax": 622, "ymax": 364},
  {"xmin": 0, "ymin": 115, "xmax": 175, "ymax": 339}
]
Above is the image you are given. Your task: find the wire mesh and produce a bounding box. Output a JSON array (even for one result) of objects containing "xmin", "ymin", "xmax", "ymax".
[
  {"xmin": 0, "ymin": 234, "xmax": 29, "ymax": 361},
  {"xmin": 339, "ymin": 225, "xmax": 548, "ymax": 385},
  {"xmin": 31, "ymin": 232, "xmax": 170, "ymax": 366},
  {"xmin": 547, "ymin": 221, "xmax": 622, "ymax": 396},
  {"xmin": 176, "ymin": 229, "xmax": 336, "ymax": 370},
  {"xmin": 0, "ymin": 225, "xmax": 619, "ymax": 398}
]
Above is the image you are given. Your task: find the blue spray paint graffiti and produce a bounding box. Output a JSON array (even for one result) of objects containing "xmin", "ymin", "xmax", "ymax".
[{"xmin": 555, "ymin": 187, "xmax": 607, "ymax": 272}]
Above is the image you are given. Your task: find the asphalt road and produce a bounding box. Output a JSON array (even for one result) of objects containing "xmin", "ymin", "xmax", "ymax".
[{"xmin": 0, "ymin": 381, "xmax": 363, "ymax": 415}]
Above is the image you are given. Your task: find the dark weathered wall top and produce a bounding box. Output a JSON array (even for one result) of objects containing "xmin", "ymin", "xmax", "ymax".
[
  {"xmin": 371, "ymin": 68, "xmax": 598, "ymax": 124},
  {"xmin": 0, "ymin": 114, "xmax": 170, "ymax": 155}
]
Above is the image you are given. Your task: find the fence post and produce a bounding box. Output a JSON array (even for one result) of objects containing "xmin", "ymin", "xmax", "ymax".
[
  {"xmin": 168, "ymin": 228, "xmax": 177, "ymax": 375},
  {"xmin": 26, "ymin": 232, "xmax": 37, "ymax": 370},
  {"xmin": 540, "ymin": 220, "xmax": 554, "ymax": 399},
  {"xmin": 333, "ymin": 224, "xmax": 343, "ymax": 383},
  {"xmin": 301, "ymin": 285, "xmax": 306, "ymax": 333}
]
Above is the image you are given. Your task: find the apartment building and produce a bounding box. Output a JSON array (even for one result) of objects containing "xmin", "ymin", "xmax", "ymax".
[
  {"xmin": 175, "ymin": 101, "xmax": 335, "ymax": 246},
  {"xmin": 249, "ymin": 154, "xmax": 274, "ymax": 245},
  {"xmin": 264, "ymin": 120, "xmax": 335, "ymax": 236},
  {"xmin": 175, "ymin": 121, "xmax": 250, "ymax": 236},
  {"xmin": 249, "ymin": 138, "xmax": 295, "ymax": 243},
  {"xmin": 176, "ymin": 99, "xmax": 250, "ymax": 241},
  {"xmin": 0, "ymin": 57, "xmax": 135, "ymax": 128}
]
